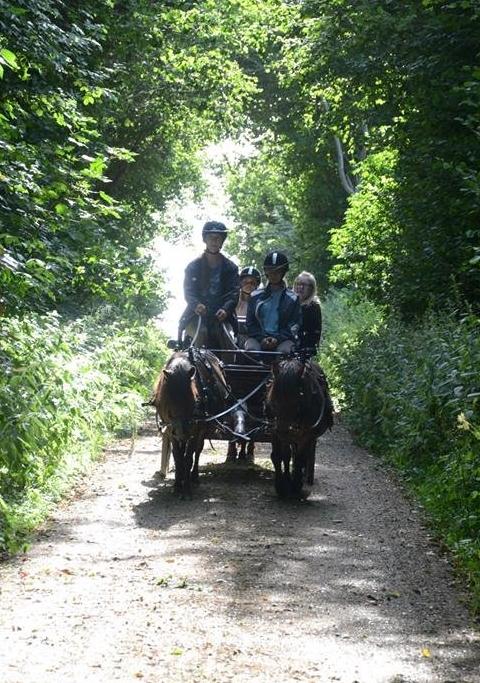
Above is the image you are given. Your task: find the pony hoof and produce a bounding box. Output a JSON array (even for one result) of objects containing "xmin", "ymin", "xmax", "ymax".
[
  {"xmin": 274, "ymin": 480, "xmax": 290, "ymax": 499},
  {"xmin": 298, "ymin": 486, "xmax": 312, "ymax": 500},
  {"xmin": 290, "ymin": 483, "xmax": 311, "ymax": 500}
]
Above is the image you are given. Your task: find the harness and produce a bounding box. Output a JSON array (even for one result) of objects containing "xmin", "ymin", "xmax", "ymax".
[
  {"xmin": 271, "ymin": 359, "xmax": 328, "ymax": 434},
  {"xmin": 157, "ymin": 316, "xmax": 314, "ymax": 441},
  {"xmin": 156, "ymin": 345, "xmax": 272, "ymax": 442}
]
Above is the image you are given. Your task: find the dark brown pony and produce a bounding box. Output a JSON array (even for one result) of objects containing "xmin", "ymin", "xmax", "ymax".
[
  {"xmin": 152, "ymin": 348, "xmax": 229, "ymax": 497},
  {"xmin": 266, "ymin": 356, "xmax": 333, "ymax": 499}
]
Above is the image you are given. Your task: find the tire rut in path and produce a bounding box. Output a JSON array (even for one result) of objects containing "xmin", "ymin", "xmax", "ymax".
[{"xmin": 0, "ymin": 421, "xmax": 479, "ymax": 683}]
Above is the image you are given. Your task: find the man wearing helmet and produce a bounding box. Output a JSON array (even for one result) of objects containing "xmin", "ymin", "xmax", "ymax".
[
  {"xmin": 180, "ymin": 221, "xmax": 240, "ymax": 348},
  {"xmin": 245, "ymin": 251, "xmax": 301, "ymax": 353},
  {"xmin": 236, "ymin": 265, "xmax": 262, "ymax": 348}
]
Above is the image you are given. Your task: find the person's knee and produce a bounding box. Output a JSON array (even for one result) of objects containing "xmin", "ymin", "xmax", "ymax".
[
  {"xmin": 245, "ymin": 337, "xmax": 260, "ymax": 351},
  {"xmin": 277, "ymin": 340, "xmax": 294, "ymax": 353}
]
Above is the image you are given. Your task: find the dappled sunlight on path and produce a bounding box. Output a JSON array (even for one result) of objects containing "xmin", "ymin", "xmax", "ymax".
[{"xmin": 0, "ymin": 423, "xmax": 479, "ymax": 682}]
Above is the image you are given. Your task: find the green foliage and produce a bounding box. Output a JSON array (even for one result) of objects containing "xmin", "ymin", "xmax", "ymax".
[
  {"xmin": 323, "ymin": 292, "xmax": 480, "ymax": 608},
  {"xmin": 226, "ymin": 139, "xmax": 344, "ymax": 290},
  {"xmin": 293, "ymin": 0, "xmax": 480, "ymax": 315},
  {"xmin": 222, "ymin": 1, "xmax": 348, "ymax": 290},
  {"xmin": 0, "ymin": 310, "xmax": 168, "ymax": 552},
  {"xmin": 226, "ymin": 144, "xmax": 295, "ymax": 269},
  {"xmin": 226, "ymin": 1, "xmax": 480, "ymax": 316},
  {"xmin": 329, "ymin": 150, "xmax": 400, "ymax": 302},
  {"xmin": 319, "ymin": 288, "xmax": 384, "ymax": 399},
  {"xmin": 0, "ymin": 0, "xmax": 279, "ymax": 316}
]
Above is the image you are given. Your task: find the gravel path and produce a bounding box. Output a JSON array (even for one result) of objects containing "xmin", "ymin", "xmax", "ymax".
[{"xmin": 0, "ymin": 420, "xmax": 479, "ymax": 683}]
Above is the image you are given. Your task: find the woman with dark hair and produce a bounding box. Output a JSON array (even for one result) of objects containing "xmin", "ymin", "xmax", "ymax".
[{"xmin": 294, "ymin": 271, "xmax": 322, "ymax": 354}]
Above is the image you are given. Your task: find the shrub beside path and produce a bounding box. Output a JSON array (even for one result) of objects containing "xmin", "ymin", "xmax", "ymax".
[{"xmin": 0, "ymin": 420, "xmax": 479, "ymax": 682}]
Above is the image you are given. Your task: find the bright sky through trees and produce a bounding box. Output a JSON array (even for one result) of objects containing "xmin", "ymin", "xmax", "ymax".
[{"xmin": 152, "ymin": 140, "xmax": 249, "ymax": 337}]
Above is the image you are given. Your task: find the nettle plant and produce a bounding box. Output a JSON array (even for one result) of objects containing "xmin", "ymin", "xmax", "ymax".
[
  {"xmin": 322, "ymin": 298, "xmax": 480, "ymax": 604},
  {"xmin": 0, "ymin": 311, "xmax": 167, "ymax": 552}
]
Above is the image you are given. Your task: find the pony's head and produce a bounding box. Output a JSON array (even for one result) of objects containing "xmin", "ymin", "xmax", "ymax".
[
  {"xmin": 154, "ymin": 352, "xmax": 199, "ymax": 429},
  {"xmin": 267, "ymin": 356, "xmax": 332, "ymax": 436},
  {"xmin": 267, "ymin": 357, "xmax": 307, "ymax": 425}
]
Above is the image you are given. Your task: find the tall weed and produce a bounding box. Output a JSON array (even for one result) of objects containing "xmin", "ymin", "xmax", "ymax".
[
  {"xmin": 0, "ymin": 311, "xmax": 167, "ymax": 552},
  {"xmin": 321, "ymin": 291, "xmax": 480, "ymax": 610}
]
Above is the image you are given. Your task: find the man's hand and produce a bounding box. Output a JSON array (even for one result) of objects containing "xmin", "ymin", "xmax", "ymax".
[
  {"xmin": 194, "ymin": 303, "xmax": 207, "ymax": 316},
  {"xmin": 261, "ymin": 336, "xmax": 278, "ymax": 350},
  {"xmin": 215, "ymin": 308, "xmax": 228, "ymax": 322}
]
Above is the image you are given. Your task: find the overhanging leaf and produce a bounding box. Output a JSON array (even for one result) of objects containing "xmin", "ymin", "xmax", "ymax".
[{"xmin": 0, "ymin": 48, "xmax": 19, "ymax": 70}]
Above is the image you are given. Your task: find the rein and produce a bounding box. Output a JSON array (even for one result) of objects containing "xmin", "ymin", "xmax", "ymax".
[
  {"xmin": 308, "ymin": 388, "xmax": 327, "ymax": 430},
  {"xmin": 157, "ymin": 369, "xmax": 270, "ymax": 432},
  {"xmin": 189, "ymin": 315, "xmax": 203, "ymax": 347},
  {"xmin": 203, "ymin": 375, "xmax": 270, "ymax": 423},
  {"xmin": 220, "ymin": 322, "xmax": 264, "ymax": 366}
]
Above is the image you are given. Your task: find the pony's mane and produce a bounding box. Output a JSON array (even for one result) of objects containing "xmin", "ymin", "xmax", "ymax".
[
  {"xmin": 154, "ymin": 352, "xmax": 198, "ymax": 422},
  {"xmin": 269, "ymin": 358, "xmax": 304, "ymax": 400}
]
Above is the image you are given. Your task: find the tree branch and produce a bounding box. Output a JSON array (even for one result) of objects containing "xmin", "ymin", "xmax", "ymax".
[{"xmin": 322, "ymin": 98, "xmax": 357, "ymax": 195}]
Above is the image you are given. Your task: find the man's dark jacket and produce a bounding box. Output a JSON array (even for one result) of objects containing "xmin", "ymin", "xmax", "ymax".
[
  {"xmin": 180, "ymin": 253, "xmax": 239, "ymax": 328},
  {"xmin": 246, "ymin": 283, "xmax": 301, "ymax": 343}
]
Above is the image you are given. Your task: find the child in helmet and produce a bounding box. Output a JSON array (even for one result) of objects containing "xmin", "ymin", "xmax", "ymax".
[
  {"xmin": 180, "ymin": 221, "xmax": 239, "ymax": 348},
  {"xmin": 245, "ymin": 251, "xmax": 301, "ymax": 354},
  {"xmin": 236, "ymin": 265, "xmax": 262, "ymax": 348}
]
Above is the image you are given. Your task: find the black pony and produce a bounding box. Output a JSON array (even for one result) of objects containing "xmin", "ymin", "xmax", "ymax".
[
  {"xmin": 152, "ymin": 348, "xmax": 229, "ymax": 497},
  {"xmin": 266, "ymin": 356, "xmax": 333, "ymax": 498}
]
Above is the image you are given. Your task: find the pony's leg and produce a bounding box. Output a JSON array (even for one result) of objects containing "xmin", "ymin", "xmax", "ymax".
[
  {"xmin": 238, "ymin": 440, "xmax": 246, "ymax": 460},
  {"xmin": 291, "ymin": 442, "xmax": 306, "ymax": 498},
  {"xmin": 306, "ymin": 437, "xmax": 317, "ymax": 486},
  {"xmin": 271, "ymin": 438, "xmax": 290, "ymax": 498},
  {"xmin": 292, "ymin": 437, "xmax": 316, "ymax": 499},
  {"xmin": 246, "ymin": 440, "xmax": 255, "ymax": 464},
  {"xmin": 171, "ymin": 439, "xmax": 185, "ymax": 494},
  {"xmin": 225, "ymin": 441, "xmax": 237, "ymax": 463},
  {"xmin": 191, "ymin": 434, "xmax": 204, "ymax": 484},
  {"xmin": 159, "ymin": 426, "xmax": 171, "ymax": 479},
  {"xmin": 283, "ymin": 443, "xmax": 293, "ymax": 495},
  {"xmin": 183, "ymin": 439, "xmax": 195, "ymax": 499}
]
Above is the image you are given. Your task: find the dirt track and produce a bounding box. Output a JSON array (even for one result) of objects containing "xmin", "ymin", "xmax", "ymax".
[{"xmin": 0, "ymin": 420, "xmax": 479, "ymax": 683}]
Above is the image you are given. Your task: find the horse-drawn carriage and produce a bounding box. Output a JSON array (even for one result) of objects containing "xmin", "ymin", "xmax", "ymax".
[{"xmin": 151, "ymin": 326, "xmax": 333, "ymax": 499}]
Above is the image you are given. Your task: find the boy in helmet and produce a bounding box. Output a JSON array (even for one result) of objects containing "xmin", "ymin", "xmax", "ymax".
[
  {"xmin": 245, "ymin": 251, "xmax": 300, "ymax": 354},
  {"xmin": 180, "ymin": 221, "xmax": 239, "ymax": 348},
  {"xmin": 236, "ymin": 265, "xmax": 262, "ymax": 348}
]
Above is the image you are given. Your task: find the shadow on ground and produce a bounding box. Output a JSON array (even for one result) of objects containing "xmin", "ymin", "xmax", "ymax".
[{"xmin": 130, "ymin": 439, "xmax": 480, "ymax": 681}]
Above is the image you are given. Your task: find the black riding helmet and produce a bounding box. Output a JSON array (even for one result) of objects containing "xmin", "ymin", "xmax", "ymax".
[
  {"xmin": 239, "ymin": 265, "xmax": 261, "ymax": 284},
  {"xmin": 202, "ymin": 221, "xmax": 228, "ymax": 239},
  {"xmin": 263, "ymin": 251, "xmax": 289, "ymax": 272}
]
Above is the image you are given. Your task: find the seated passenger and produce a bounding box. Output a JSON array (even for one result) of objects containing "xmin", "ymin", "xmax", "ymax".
[
  {"xmin": 245, "ymin": 251, "xmax": 300, "ymax": 354},
  {"xmin": 294, "ymin": 271, "xmax": 322, "ymax": 355},
  {"xmin": 236, "ymin": 265, "xmax": 262, "ymax": 348},
  {"xmin": 180, "ymin": 221, "xmax": 239, "ymax": 348}
]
